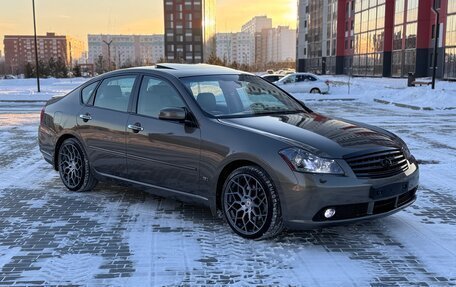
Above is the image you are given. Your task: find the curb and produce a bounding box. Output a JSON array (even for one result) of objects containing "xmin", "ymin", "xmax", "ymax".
[
  {"xmin": 0, "ymin": 100, "xmax": 47, "ymax": 103},
  {"xmin": 373, "ymin": 99, "xmax": 456, "ymax": 111},
  {"xmin": 302, "ymin": 98, "xmax": 357, "ymax": 102}
]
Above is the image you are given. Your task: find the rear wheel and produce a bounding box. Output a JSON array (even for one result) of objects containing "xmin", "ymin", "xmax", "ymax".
[
  {"xmin": 310, "ymin": 88, "xmax": 321, "ymax": 94},
  {"xmin": 58, "ymin": 138, "xmax": 97, "ymax": 192},
  {"xmin": 222, "ymin": 166, "xmax": 283, "ymax": 239}
]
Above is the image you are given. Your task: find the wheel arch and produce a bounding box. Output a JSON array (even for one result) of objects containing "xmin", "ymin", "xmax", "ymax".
[
  {"xmin": 214, "ymin": 157, "xmax": 277, "ymax": 215},
  {"xmin": 310, "ymin": 87, "xmax": 321, "ymax": 93},
  {"xmin": 53, "ymin": 133, "xmax": 84, "ymax": 171}
]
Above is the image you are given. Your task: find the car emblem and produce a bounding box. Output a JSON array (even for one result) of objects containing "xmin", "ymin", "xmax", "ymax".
[{"xmin": 381, "ymin": 158, "xmax": 394, "ymax": 168}]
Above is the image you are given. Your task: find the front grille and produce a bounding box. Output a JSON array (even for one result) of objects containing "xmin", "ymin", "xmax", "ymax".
[
  {"xmin": 397, "ymin": 188, "xmax": 417, "ymax": 206},
  {"xmin": 345, "ymin": 149, "xmax": 409, "ymax": 179},
  {"xmin": 373, "ymin": 197, "xmax": 396, "ymax": 214}
]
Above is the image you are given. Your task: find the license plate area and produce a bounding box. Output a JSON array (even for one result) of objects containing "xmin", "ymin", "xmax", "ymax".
[{"xmin": 370, "ymin": 182, "xmax": 409, "ymax": 200}]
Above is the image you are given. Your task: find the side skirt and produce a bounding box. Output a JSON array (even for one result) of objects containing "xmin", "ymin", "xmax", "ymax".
[{"xmin": 95, "ymin": 171, "xmax": 210, "ymax": 206}]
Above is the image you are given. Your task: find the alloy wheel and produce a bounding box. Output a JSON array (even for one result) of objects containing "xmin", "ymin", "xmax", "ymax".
[
  {"xmin": 59, "ymin": 143, "xmax": 84, "ymax": 189},
  {"xmin": 223, "ymin": 174, "xmax": 269, "ymax": 236}
]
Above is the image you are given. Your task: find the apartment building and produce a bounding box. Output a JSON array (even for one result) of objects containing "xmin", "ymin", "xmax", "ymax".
[
  {"xmin": 216, "ymin": 32, "xmax": 253, "ymax": 65},
  {"xmin": 163, "ymin": 0, "xmax": 216, "ymax": 63},
  {"xmin": 88, "ymin": 34, "xmax": 164, "ymax": 67},
  {"xmin": 3, "ymin": 32, "xmax": 85, "ymax": 74},
  {"xmin": 297, "ymin": 0, "xmax": 456, "ymax": 79}
]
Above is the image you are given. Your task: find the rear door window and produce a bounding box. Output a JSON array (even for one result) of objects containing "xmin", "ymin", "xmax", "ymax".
[
  {"xmin": 137, "ymin": 76, "xmax": 186, "ymax": 118},
  {"xmin": 93, "ymin": 76, "xmax": 136, "ymax": 112},
  {"xmin": 306, "ymin": 75, "xmax": 317, "ymax": 81}
]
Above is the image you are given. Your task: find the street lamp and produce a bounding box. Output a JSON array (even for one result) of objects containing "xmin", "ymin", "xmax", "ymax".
[
  {"xmin": 32, "ymin": 0, "xmax": 40, "ymax": 92},
  {"xmin": 103, "ymin": 39, "xmax": 113, "ymax": 71},
  {"xmin": 431, "ymin": 0, "xmax": 440, "ymax": 90}
]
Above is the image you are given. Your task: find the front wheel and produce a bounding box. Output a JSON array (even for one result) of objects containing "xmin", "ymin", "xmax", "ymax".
[
  {"xmin": 57, "ymin": 138, "xmax": 97, "ymax": 192},
  {"xmin": 222, "ymin": 166, "xmax": 283, "ymax": 239},
  {"xmin": 310, "ymin": 88, "xmax": 321, "ymax": 94}
]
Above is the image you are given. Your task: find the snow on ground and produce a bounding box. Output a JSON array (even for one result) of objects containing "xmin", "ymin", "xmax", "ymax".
[
  {"xmin": 0, "ymin": 78, "xmax": 89, "ymax": 101},
  {"xmin": 0, "ymin": 77, "xmax": 455, "ymax": 286}
]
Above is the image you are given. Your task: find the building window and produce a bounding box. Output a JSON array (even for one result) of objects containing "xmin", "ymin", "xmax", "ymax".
[{"xmin": 353, "ymin": 1, "xmax": 385, "ymax": 76}]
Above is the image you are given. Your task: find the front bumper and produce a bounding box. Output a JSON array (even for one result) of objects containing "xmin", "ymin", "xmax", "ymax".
[{"xmin": 280, "ymin": 160, "xmax": 419, "ymax": 230}]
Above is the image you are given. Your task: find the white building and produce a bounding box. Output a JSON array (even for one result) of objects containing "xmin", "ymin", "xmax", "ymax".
[
  {"xmin": 216, "ymin": 32, "xmax": 253, "ymax": 65},
  {"xmin": 241, "ymin": 16, "xmax": 273, "ymax": 34},
  {"xmin": 88, "ymin": 34, "xmax": 164, "ymax": 67},
  {"xmin": 262, "ymin": 26, "xmax": 297, "ymax": 63},
  {"xmin": 241, "ymin": 16, "xmax": 273, "ymax": 66}
]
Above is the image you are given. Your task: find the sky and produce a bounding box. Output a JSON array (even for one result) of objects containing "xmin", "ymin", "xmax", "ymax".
[{"xmin": 0, "ymin": 0, "xmax": 297, "ymax": 49}]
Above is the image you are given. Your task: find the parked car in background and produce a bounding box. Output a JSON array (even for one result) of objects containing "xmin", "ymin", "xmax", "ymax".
[
  {"xmin": 4, "ymin": 75, "xmax": 17, "ymax": 80},
  {"xmin": 261, "ymin": 74, "xmax": 284, "ymax": 83},
  {"xmin": 275, "ymin": 69, "xmax": 294, "ymax": 75},
  {"xmin": 39, "ymin": 64, "xmax": 418, "ymax": 240},
  {"xmin": 275, "ymin": 73, "xmax": 330, "ymax": 94}
]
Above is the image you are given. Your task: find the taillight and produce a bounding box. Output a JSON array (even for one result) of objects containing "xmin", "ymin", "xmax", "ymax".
[{"xmin": 40, "ymin": 107, "xmax": 45, "ymax": 124}]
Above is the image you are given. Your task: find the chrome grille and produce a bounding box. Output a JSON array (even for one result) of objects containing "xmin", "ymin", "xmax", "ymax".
[{"xmin": 345, "ymin": 149, "xmax": 409, "ymax": 179}]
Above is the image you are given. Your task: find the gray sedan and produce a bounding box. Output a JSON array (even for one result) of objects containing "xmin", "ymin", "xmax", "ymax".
[{"xmin": 39, "ymin": 64, "xmax": 419, "ymax": 239}]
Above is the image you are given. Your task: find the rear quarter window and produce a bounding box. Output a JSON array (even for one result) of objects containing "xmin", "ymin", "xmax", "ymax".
[{"xmin": 81, "ymin": 81, "xmax": 99, "ymax": 104}]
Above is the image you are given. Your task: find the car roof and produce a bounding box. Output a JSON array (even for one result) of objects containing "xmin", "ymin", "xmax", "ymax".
[
  {"xmin": 262, "ymin": 74, "xmax": 283, "ymax": 77},
  {"xmin": 120, "ymin": 63, "xmax": 243, "ymax": 78}
]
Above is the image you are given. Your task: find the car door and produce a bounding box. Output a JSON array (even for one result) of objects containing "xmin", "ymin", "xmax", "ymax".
[
  {"xmin": 294, "ymin": 74, "xmax": 312, "ymax": 92},
  {"xmin": 279, "ymin": 74, "xmax": 298, "ymax": 93},
  {"xmin": 77, "ymin": 74, "xmax": 138, "ymax": 177},
  {"xmin": 126, "ymin": 75, "xmax": 200, "ymax": 193}
]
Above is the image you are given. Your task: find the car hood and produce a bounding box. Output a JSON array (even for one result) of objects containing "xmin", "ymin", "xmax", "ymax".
[{"xmin": 219, "ymin": 112, "xmax": 402, "ymax": 158}]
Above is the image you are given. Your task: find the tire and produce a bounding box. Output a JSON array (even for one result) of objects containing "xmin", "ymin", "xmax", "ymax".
[
  {"xmin": 310, "ymin": 88, "xmax": 321, "ymax": 94},
  {"xmin": 221, "ymin": 166, "xmax": 283, "ymax": 240},
  {"xmin": 57, "ymin": 138, "xmax": 97, "ymax": 192}
]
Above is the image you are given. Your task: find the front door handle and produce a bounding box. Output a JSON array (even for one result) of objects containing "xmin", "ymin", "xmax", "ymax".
[
  {"xmin": 128, "ymin": 123, "xmax": 144, "ymax": 133},
  {"xmin": 79, "ymin": 113, "xmax": 92, "ymax": 122}
]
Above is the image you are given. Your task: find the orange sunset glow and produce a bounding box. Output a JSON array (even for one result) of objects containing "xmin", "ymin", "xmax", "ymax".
[{"xmin": 0, "ymin": 0, "xmax": 298, "ymax": 45}]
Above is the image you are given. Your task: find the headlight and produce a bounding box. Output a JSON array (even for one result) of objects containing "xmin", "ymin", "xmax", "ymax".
[
  {"xmin": 396, "ymin": 137, "xmax": 413, "ymax": 160},
  {"xmin": 279, "ymin": 147, "xmax": 344, "ymax": 175},
  {"xmin": 402, "ymin": 144, "xmax": 412, "ymax": 159}
]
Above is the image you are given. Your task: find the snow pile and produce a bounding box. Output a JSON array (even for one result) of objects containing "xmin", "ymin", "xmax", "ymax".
[
  {"xmin": 293, "ymin": 75, "xmax": 456, "ymax": 110},
  {"xmin": 0, "ymin": 78, "xmax": 88, "ymax": 101}
]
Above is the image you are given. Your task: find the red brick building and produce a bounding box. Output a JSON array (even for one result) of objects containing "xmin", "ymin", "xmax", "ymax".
[{"xmin": 3, "ymin": 32, "xmax": 85, "ymax": 75}]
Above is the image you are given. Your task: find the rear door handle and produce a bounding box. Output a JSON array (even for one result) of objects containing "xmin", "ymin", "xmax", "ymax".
[
  {"xmin": 79, "ymin": 113, "xmax": 92, "ymax": 122},
  {"xmin": 128, "ymin": 123, "xmax": 144, "ymax": 133}
]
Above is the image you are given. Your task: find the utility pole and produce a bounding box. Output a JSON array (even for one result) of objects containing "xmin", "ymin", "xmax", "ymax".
[
  {"xmin": 431, "ymin": 0, "xmax": 440, "ymax": 90},
  {"xmin": 103, "ymin": 40, "xmax": 113, "ymax": 71},
  {"xmin": 32, "ymin": 0, "xmax": 40, "ymax": 92},
  {"xmin": 69, "ymin": 42, "xmax": 73, "ymax": 69}
]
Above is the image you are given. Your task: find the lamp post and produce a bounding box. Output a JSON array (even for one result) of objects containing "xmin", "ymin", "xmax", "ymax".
[
  {"xmin": 32, "ymin": 0, "xmax": 40, "ymax": 92},
  {"xmin": 103, "ymin": 40, "xmax": 113, "ymax": 71},
  {"xmin": 431, "ymin": 0, "xmax": 440, "ymax": 90}
]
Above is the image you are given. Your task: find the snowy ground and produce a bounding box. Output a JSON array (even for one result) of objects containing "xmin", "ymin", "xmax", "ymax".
[
  {"xmin": 0, "ymin": 78, "xmax": 455, "ymax": 286},
  {"xmin": 0, "ymin": 78, "xmax": 88, "ymax": 102}
]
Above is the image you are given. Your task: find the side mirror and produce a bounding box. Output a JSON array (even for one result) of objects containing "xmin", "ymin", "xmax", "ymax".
[{"xmin": 159, "ymin": 107, "xmax": 186, "ymax": 121}]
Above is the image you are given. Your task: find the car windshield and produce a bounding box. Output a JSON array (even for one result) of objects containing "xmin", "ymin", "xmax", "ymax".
[{"xmin": 181, "ymin": 74, "xmax": 306, "ymax": 118}]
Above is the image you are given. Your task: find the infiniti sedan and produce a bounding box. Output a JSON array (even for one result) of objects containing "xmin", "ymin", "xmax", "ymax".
[{"xmin": 39, "ymin": 64, "xmax": 419, "ymax": 239}]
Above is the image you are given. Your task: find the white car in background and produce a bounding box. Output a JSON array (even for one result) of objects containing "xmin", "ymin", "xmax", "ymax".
[{"xmin": 274, "ymin": 73, "xmax": 330, "ymax": 94}]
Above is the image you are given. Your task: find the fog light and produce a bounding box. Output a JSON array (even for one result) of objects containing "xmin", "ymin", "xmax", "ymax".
[{"xmin": 324, "ymin": 208, "xmax": 336, "ymax": 219}]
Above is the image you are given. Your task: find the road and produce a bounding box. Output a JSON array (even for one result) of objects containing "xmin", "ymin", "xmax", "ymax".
[{"xmin": 0, "ymin": 100, "xmax": 455, "ymax": 286}]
